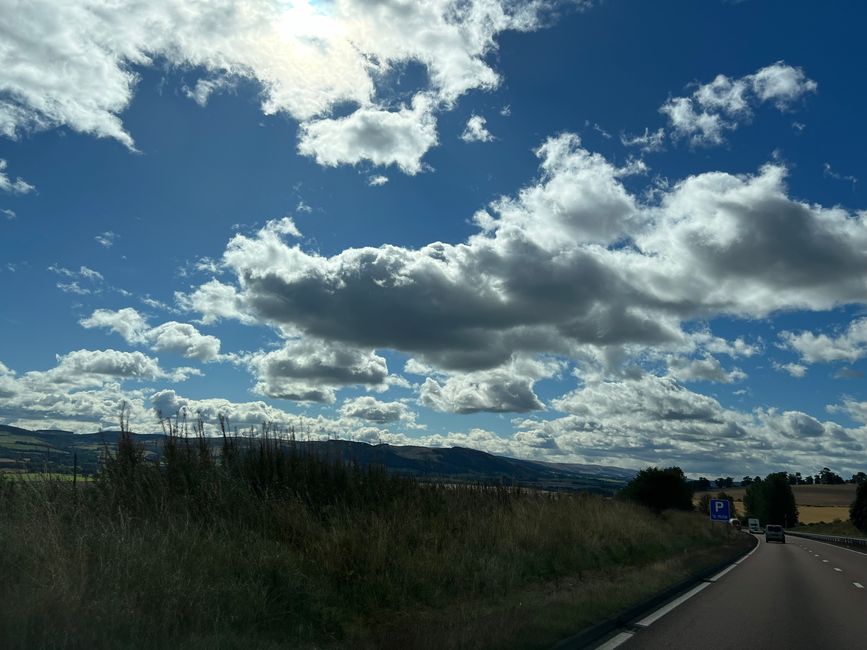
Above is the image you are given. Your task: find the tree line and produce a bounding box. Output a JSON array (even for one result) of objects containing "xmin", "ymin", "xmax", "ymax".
[{"xmin": 621, "ymin": 466, "xmax": 867, "ymax": 535}]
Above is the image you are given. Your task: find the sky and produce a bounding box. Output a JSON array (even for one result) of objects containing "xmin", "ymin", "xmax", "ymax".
[{"xmin": 1, "ymin": 0, "xmax": 867, "ymax": 478}]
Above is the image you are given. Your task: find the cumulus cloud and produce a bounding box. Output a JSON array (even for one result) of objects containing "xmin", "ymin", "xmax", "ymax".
[
  {"xmin": 249, "ymin": 339, "xmax": 388, "ymax": 403},
  {"xmin": 339, "ymin": 395, "xmax": 416, "ymax": 424},
  {"xmin": 180, "ymin": 133, "xmax": 867, "ymax": 391},
  {"xmin": 419, "ymin": 356, "xmax": 560, "ymax": 413},
  {"xmin": 775, "ymin": 362, "xmax": 807, "ymax": 378},
  {"xmin": 667, "ymin": 355, "xmax": 746, "ymax": 383},
  {"xmin": 368, "ymin": 175, "xmax": 389, "ymax": 187},
  {"xmin": 0, "ymin": 0, "xmax": 557, "ymax": 171},
  {"xmin": 780, "ymin": 318, "xmax": 867, "ymax": 364},
  {"xmin": 460, "ymin": 114, "xmax": 494, "ymax": 142},
  {"xmin": 0, "ymin": 159, "xmax": 34, "ymax": 194},
  {"xmin": 297, "ymin": 94, "xmax": 438, "ymax": 174},
  {"xmin": 660, "ymin": 62, "xmax": 817, "ymax": 145},
  {"xmin": 526, "ymin": 374, "xmax": 865, "ymax": 474},
  {"xmin": 80, "ymin": 307, "xmax": 222, "ymax": 362}
]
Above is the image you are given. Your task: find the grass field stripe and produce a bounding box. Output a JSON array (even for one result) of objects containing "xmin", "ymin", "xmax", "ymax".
[
  {"xmin": 635, "ymin": 582, "xmax": 711, "ymax": 628},
  {"xmin": 593, "ymin": 631, "xmax": 634, "ymax": 650}
]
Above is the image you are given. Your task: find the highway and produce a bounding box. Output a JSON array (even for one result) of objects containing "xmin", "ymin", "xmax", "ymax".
[{"xmin": 606, "ymin": 534, "xmax": 867, "ymax": 649}]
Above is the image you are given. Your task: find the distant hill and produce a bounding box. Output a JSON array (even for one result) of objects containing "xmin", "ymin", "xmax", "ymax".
[{"xmin": 0, "ymin": 424, "xmax": 635, "ymax": 493}]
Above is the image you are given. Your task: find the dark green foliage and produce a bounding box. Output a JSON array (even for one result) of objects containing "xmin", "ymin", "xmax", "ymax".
[
  {"xmin": 619, "ymin": 466, "xmax": 694, "ymax": 513},
  {"xmin": 744, "ymin": 472, "xmax": 798, "ymax": 526},
  {"xmin": 850, "ymin": 481, "xmax": 867, "ymax": 534}
]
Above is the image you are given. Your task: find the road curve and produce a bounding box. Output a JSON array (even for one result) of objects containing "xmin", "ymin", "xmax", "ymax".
[{"xmin": 616, "ymin": 534, "xmax": 867, "ymax": 649}]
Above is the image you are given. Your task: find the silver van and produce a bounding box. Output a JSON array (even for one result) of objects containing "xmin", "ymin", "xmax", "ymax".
[{"xmin": 765, "ymin": 524, "xmax": 785, "ymax": 543}]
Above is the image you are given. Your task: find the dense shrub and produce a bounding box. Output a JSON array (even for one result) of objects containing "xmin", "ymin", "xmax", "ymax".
[
  {"xmin": 851, "ymin": 481, "xmax": 867, "ymax": 534},
  {"xmin": 619, "ymin": 466, "xmax": 694, "ymax": 513}
]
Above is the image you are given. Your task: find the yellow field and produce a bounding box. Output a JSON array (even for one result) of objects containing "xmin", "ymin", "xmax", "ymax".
[{"xmin": 695, "ymin": 484, "xmax": 857, "ymax": 524}]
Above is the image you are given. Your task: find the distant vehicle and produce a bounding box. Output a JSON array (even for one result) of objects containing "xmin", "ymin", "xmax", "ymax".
[
  {"xmin": 748, "ymin": 518, "xmax": 761, "ymax": 533},
  {"xmin": 729, "ymin": 518, "xmax": 742, "ymax": 530},
  {"xmin": 765, "ymin": 524, "xmax": 785, "ymax": 543}
]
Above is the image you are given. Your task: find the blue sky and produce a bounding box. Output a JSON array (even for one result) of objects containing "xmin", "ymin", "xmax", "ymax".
[{"xmin": 2, "ymin": 0, "xmax": 866, "ymax": 477}]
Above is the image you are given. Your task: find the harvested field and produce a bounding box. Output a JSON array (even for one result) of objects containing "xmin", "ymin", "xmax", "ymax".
[{"xmin": 695, "ymin": 483, "xmax": 857, "ymax": 524}]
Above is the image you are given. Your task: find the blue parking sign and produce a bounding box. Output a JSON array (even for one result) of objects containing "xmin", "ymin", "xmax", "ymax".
[{"xmin": 709, "ymin": 498, "xmax": 731, "ymax": 521}]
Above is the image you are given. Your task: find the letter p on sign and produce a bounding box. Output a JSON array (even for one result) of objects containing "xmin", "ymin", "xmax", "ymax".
[{"xmin": 709, "ymin": 498, "xmax": 730, "ymax": 521}]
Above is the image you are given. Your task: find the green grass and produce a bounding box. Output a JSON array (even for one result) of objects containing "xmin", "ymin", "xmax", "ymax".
[{"xmin": 0, "ymin": 430, "xmax": 748, "ymax": 649}]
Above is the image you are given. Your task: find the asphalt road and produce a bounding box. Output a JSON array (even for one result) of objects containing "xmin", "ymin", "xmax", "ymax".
[{"xmin": 618, "ymin": 534, "xmax": 867, "ymax": 649}]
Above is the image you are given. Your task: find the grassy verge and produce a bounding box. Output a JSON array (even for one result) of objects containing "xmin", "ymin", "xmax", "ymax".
[{"xmin": 0, "ymin": 431, "xmax": 747, "ymax": 649}]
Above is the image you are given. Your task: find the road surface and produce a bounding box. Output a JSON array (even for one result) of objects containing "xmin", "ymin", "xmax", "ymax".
[{"xmin": 608, "ymin": 534, "xmax": 867, "ymax": 649}]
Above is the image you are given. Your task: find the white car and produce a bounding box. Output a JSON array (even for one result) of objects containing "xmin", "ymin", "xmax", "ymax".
[{"xmin": 765, "ymin": 524, "xmax": 785, "ymax": 543}]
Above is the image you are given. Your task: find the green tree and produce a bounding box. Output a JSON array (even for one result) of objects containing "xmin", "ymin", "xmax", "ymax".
[
  {"xmin": 744, "ymin": 472, "xmax": 798, "ymax": 526},
  {"xmin": 850, "ymin": 482, "xmax": 867, "ymax": 534},
  {"xmin": 620, "ymin": 466, "xmax": 694, "ymax": 513}
]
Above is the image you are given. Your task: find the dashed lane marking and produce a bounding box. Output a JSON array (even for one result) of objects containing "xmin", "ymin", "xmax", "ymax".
[
  {"xmin": 835, "ymin": 568, "xmax": 843, "ymax": 572},
  {"xmin": 854, "ymin": 583, "xmax": 864, "ymax": 589}
]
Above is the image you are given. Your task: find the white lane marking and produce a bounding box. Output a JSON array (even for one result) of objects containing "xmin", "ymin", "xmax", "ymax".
[
  {"xmin": 594, "ymin": 631, "xmax": 634, "ymax": 650},
  {"xmin": 635, "ymin": 582, "xmax": 711, "ymax": 628},
  {"xmin": 823, "ymin": 559, "xmax": 830, "ymax": 563},
  {"xmin": 791, "ymin": 536, "xmax": 867, "ymax": 558},
  {"xmin": 854, "ymin": 582, "xmax": 864, "ymax": 589},
  {"xmin": 708, "ymin": 564, "xmax": 737, "ymax": 582},
  {"xmin": 835, "ymin": 568, "xmax": 843, "ymax": 572},
  {"xmin": 734, "ymin": 542, "xmax": 761, "ymax": 564}
]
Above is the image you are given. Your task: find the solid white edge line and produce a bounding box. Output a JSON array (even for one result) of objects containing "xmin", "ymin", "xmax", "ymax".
[
  {"xmin": 594, "ymin": 631, "xmax": 635, "ymax": 650},
  {"xmin": 707, "ymin": 563, "xmax": 737, "ymax": 582},
  {"xmin": 854, "ymin": 582, "xmax": 864, "ymax": 589},
  {"xmin": 634, "ymin": 582, "xmax": 711, "ymax": 628}
]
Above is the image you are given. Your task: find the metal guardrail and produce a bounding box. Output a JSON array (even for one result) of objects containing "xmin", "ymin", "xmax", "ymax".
[{"xmin": 786, "ymin": 530, "xmax": 867, "ymax": 548}]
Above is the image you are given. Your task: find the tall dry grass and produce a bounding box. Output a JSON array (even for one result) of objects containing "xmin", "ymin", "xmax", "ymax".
[{"xmin": 0, "ymin": 424, "xmax": 745, "ymax": 649}]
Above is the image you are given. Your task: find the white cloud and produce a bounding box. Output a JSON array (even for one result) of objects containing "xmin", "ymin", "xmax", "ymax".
[
  {"xmin": 0, "ymin": 159, "xmax": 34, "ymax": 194},
  {"xmin": 0, "ymin": 0, "xmax": 563, "ymax": 172},
  {"xmin": 667, "ymin": 355, "xmax": 746, "ymax": 384},
  {"xmin": 824, "ymin": 162, "xmax": 858, "ymax": 187},
  {"xmin": 339, "ymin": 395, "xmax": 416, "ymax": 424},
  {"xmin": 249, "ymin": 338, "xmax": 389, "ymax": 404},
  {"xmin": 460, "ymin": 114, "xmax": 494, "ymax": 142},
  {"xmin": 368, "ymin": 174, "xmax": 389, "ymax": 187},
  {"xmin": 620, "ymin": 127, "xmax": 665, "ymax": 152},
  {"xmin": 2, "ymin": 208, "xmax": 15, "ymax": 220},
  {"xmin": 80, "ymin": 308, "xmax": 222, "ymax": 362},
  {"xmin": 661, "ymin": 62, "xmax": 817, "ymax": 146},
  {"xmin": 179, "ymin": 134, "xmax": 867, "ymax": 399},
  {"xmin": 419, "ymin": 356, "xmax": 560, "ymax": 413},
  {"xmin": 95, "ymin": 231, "xmax": 117, "ymax": 248},
  {"xmin": 781, "ymin": 319, "xmax": 867, "ymax": 364},
  {"xmin": 775, "ymin": 362, "xmax": 807, "ymax": 378},
  {"xmin": 297, "ymin": 94, "xmax": 438, "ymax": 174}
]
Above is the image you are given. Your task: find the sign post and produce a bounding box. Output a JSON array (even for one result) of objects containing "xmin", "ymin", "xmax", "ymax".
[{"xmin": 709, "ymin": 498, "xmax": 731, "ymax": 522}]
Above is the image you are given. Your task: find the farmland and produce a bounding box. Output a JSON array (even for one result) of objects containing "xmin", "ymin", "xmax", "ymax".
[{"xmin": 695, "ymin": 484, "xmax": 857, "ymax": 525}]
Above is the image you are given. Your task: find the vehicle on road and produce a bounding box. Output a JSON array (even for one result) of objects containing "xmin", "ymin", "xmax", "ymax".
[
  {"xmin": 729, "ymin": 518, "xmax": 742, "ymax": 530},
  {"xmin": 765, "ymin": 524, "xmax": 785, "ymax": 543},
  {"xmin": 748, "ymin": 517, "xmax": 761, "ymax": 533}
]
